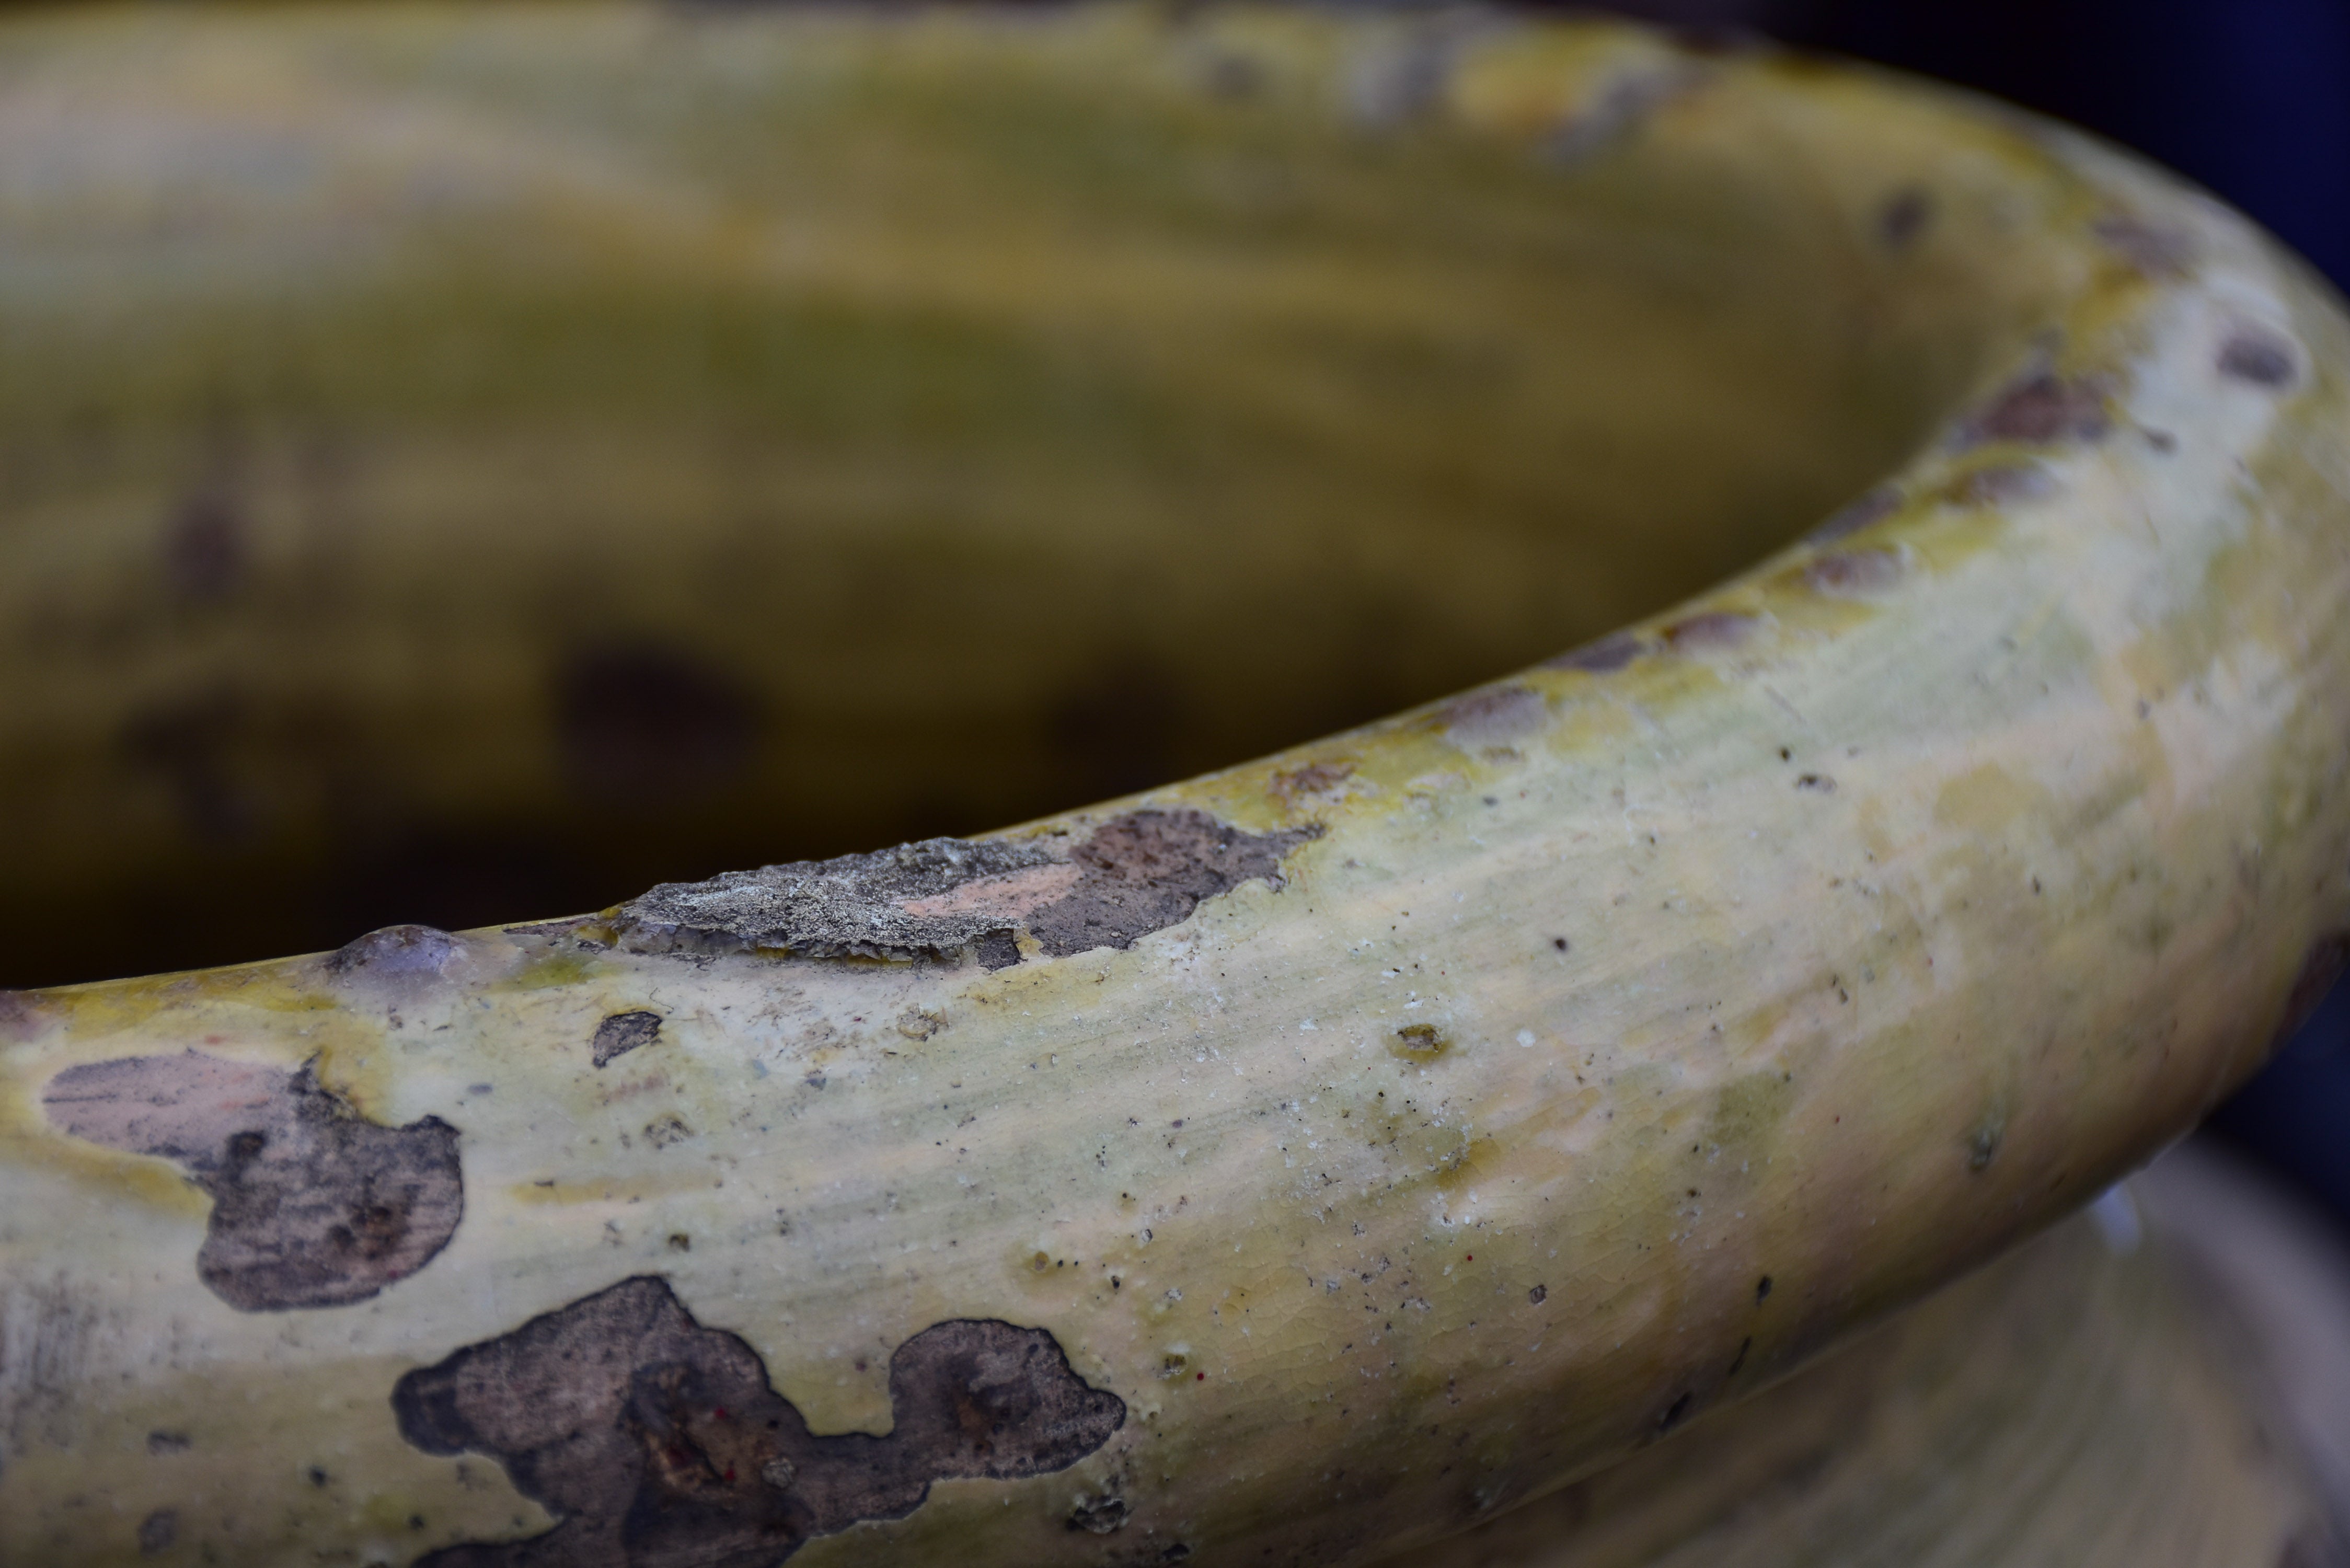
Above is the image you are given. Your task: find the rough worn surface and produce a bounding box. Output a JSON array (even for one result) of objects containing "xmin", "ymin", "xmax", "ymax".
[
  {"xmin": 618, "ymin": 810, "xmax": 1317, "ymax": 966},
  {"xmin": 41, "ymin": 1054, "xmax": 463, "ymax": 1310},
  {"xmin": 592, "ymin": 1011, "xmax": 664, "ymax": 1069},
  {"xmin": 393, "ymin": 1276, "xmax": 1124, "ymax": 1566}
]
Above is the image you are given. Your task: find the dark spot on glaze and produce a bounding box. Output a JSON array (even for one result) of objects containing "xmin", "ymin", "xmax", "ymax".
[
  {"xmin": 1547, "ymin": 64, "xmax": 1703, "ymax": 166},
  {"xmin": 2275, "ymin": 932, "xmax": 2350, "ymax": 1047},
  {"xmin": 2091, "ymin": 213, "xmax": 2198, "ymax": 280},
  {"xmin": 1437, "ymin": 685, "xmax": 1547, "ymax": 750},
  {"xmin": 146, "ymin": 1430, "xmax": 191, "ymax": 1456},
  {"xmin": 120, "ymin": 687, "xmax": 254, "ymax": 845},
  {"xmin": 2218, "ymin": 329, "xmax": 2299, "ymax": 388},
  {"xmin": 556, "ymin": 643, "xmax": 758, "ymax": 806},
  {"xmin": 138, "ymin": 1508, "xmax": 177, "ymax": 1556},
  {"xmin": 391, "ymin": 1275, "xmax": 1124, "ymax": 1567},
  {"xmin": 1661, "ymin": 612, "xmax": 1759, "ymax": 652},
  {"xmin": 1527, "ymin": 1284, "xmax": 1546, "ymax": 1306},
  {"xmin": 42, "ymin": 1053, "xmax": 462, "ymax": 1311},
  {"xmin": 1542, "ymin": 631, "xmax": 1644, "ymax": 674},
  {"xmin": 1967, "ymin": 1124, "xmax": 2002, "ymax": 1172},
  {"xmin": 1268, "ymin": 760, "xmax": 1354, "ymax": 806},
  {"xmin": 163, "ymin": 486, "xmax": 245, "ymax": 603},
  {"xmin": 592, "ymin": 1011, "xmax": 663, "ymax": 1069},
  {"xmin": 1959, "ymin": 371, "xmax": 2111, "ymax": 447},
  {"xmin": 618, "ymin": 809, "xmax": 1318, "ymax": 967},
  {"xmin": 1756, "ymin": 1275, "xmax": 1772, "ymax": 1303},
  {"xmin": 1805, "ymin": 486, "xmax": 1900, "ymax": 546},
  {"xmin": 1551, "ymin": 937, "xmax": 1569, "ymax": 953},
  {"xmin": 1658, "ymin": 1392, "xmax": 1694, "ymax": 1433},
  {"xmin": 1391, "ymin": 1023, "xmax": 1448, "ymax": 1060},
  {"xmin": 1802, "ymin": 549, "xmax": 1902, "ymax": 596},
  {"xmin": 328, "ymin": 924, "xmax": 465, "ymax": 985},
  {"xmin": 1162, "ymin": 1546, "xmax": 1193, "ymax": 1563},
  {"xmin": 1942, "ymin": 462, "xmax": 2058, "ymax": 509},
  {"xmin": 1794, "ymin": 775, "xmax": 1835, "ymax": 793},
  {"xmin": 1067, "ymin": 1494, "xmax": 1131, "ymax": 1534},
  {"xmin": 1877, "ymin": 186, "xmax": 1932, "ymax": 250}
]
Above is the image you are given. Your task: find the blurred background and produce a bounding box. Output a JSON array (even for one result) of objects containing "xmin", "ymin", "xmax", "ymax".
[{"xmin": 1581, "ymin": 0, "xmax": 2350, "ymax": 1234}]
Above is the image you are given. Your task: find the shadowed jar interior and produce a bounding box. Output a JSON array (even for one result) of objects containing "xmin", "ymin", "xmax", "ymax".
[{"xmin": 0, "ymin": 7, "xmax": 2068, "ymax": 985}]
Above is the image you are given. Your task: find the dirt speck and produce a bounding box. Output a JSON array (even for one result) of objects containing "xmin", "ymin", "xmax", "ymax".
[
  {"xmin": 1959, "ymin": 371, "xmax": 2111, "ymax": 446},
  {"xmin": 392, "ymin": 1276, "xmax": 1124, "ymax": 1566},
  {"xmin": 591, "ymin": 1011, "xmax": 663, "ymax": 1069},
  {"xmin": 1390, "ymin": 1023, "xmax": 1448, "ymax": 1061},
  {"xmin": 1542, "ymin": 632, "xmax": 1643, "ymax": 674},
  {"xmin": 43, "ymin": 1053, "xmax": 462, "ymax": 1311},
  {"xmin": 620, "ymin": 810, "xmax": 1316, "ymax": 966},
  {"xmin": 2218, "ymin": 329, "xmax": 2298, "ymax": 387}
]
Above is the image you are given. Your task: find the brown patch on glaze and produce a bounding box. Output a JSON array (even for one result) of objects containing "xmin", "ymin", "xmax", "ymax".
[
  {"xmin": 2092, "ymin": 213, "xmax": 2199, "ymax": 280},
  {"xmin": 1268, "ymin": 760, "xmax": 1354, "ymax": 806},
  {"xmin": 1877, "ymin": 186, "xmax": 1932, "ymax": 250},
  {"xmin": 1547, "ymin": 63, "xmax": 1705, "ymax": 165},
  {"xmin": 1804, "ymin": 486, "xmax": 1900, "ymax": 546},
  {"xmin": 42, "ymin": 1053, "xmax": 462, "ymax": 1311},
  {"xmin": 617, "ymin": 810, "xmax": 1317, "ymax": 966},
  {"xmin": 1437, "ymin": 685, "xmax": 1547, "ymax": 750},
  {"xmin": 1959, "ymin": 371, "xmax": 2112, "ymax": 447},
  {"xmin": 163, "ymin": 485, "xmax": 245, "ymax": 603},
  {"xmin": 0, "ymin": 989, "xmax": 49, "ymax": 1043},
  {"xmin": 1542, "ymin": 631, "xmax": 1643, "ymax": 674},
  {"xmin": 1661, "ymin": 612, "xmax": 1760, "ymax": 652},
  {"xmin": 2274, "ymin": 932, "xmax": 2350, "ymax": 1047},
  {"xmin": 2218, "ymin": 328, "xmax": 2300, "ymax": 388},
  {"xmin": 391, "ymin": 1275, "xmax": 1124, "ymax": 1567},
  {"xmin": 1941, "ymin": 463, "xmax": 2057, "ymax": 509},
  {"xmin": 592, "ymin": 1012, "xmax": 663, "ymax": 1069},
  {"xmin": 120, "ymin": 687, "xmax": 253, "ymax": 846},
  {"xmin": 1802, "ymin": 550, "xmax": 1902, "ymax": 596},
  {"xmin": 1025, "ymin": 811, "xmax": 1318, "ymax": 960}
]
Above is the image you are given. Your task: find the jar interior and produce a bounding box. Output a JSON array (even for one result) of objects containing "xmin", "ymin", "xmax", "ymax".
[{"xmin": 0, "ymin": 8, "xmax": 2061, "ymax": 984}]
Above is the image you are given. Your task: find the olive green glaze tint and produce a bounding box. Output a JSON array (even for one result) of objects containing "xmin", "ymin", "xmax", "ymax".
[{"xmin": 1, "ymin": 6, "xmax": 2347, "ymax": 1568}]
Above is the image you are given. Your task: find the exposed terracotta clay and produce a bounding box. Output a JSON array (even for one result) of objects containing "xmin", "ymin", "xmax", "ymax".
[
  {"xmin": 393, "ymin": 1275, "xmax": 1125, "ymax": 1566},
  {"xmin": 43, "ymin": 1053, "xmax": 463, "ymax": 1311},
  {"xmin": 618, "ymin": 810, "xmax": 1317, "ymax": 967}
]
